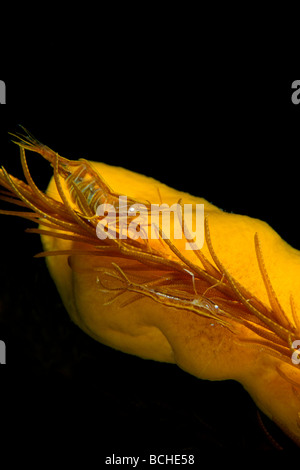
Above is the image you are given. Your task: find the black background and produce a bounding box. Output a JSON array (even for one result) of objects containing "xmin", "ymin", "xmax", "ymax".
[{"xmin": 0, "ymin": 70, "xmax": 300, "ymax": 461}]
